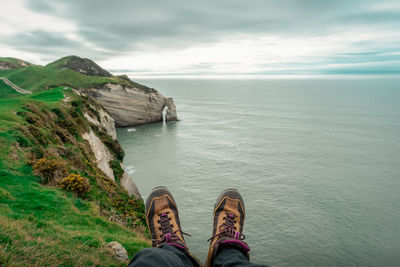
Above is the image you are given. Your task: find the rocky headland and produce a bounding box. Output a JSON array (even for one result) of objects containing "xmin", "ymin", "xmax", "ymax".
[
  {"xmin": 1, "ymin": 55, "xmax": 179, "ymax": 197},
  {"xmin": 52, "ymin": 56, "xmax": 179, "ymax": 126},
  {"xmin": 0, "ymin": 55, "xmax": 179, "ymax": 265},
  {"xmin": 83, "ymin": 82, "xmax": 178, "ymax": 127}
]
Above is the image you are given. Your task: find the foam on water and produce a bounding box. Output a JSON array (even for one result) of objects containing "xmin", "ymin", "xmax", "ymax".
[{"xmin": 125, "ymin": 165, "xmax": 135, "ymax": 174}]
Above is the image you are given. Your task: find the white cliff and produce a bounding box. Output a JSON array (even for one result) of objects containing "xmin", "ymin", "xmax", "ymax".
[
  {"xmin": 165, "ymin": 97, "xmax": 179, "ymax": 122},
  {"xmin": 83, "ymin": 83, "xmax": 178, "ymax": 127},
  {"xmin": 82, "ymin": 129, "xmax": 115, "ymax": 181},
  {"xmin": 84, "ymin": 105, "xmax": 117, "ymax": 140},
  {"xmin": 120, "ymin": 163, "xmax": 141, "ymax": 199},
  {"xmin": 82, "ymin": 127, "xmax": 142, "ymax": 200}
]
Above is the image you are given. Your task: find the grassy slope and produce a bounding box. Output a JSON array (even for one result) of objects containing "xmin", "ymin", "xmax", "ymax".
[
  {"xmin": 0, "ymin": 89, "xmax": 150, "ymax": 266},
  {"xmin": 0, "ymin": 61, "xmax": 155, "ymax": 93},
  {"xmin": 0, "ymin": 57, "xmax": 28, "ymax": 65},
  {"xmin": 0, "ymin": 80, "xmax": 21, "ymax": 98},
  {"xmin": 45, "ymin": 56, "xmax": 110, "ymax": 77},
  {"xmin": 45, "ymin": 55, "xmax": 77, "ymax": 68},
  {"xmin": 0, "ymin": 66, "xmax": 119, "ymax": 93}
]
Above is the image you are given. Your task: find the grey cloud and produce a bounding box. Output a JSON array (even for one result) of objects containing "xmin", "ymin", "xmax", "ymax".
[
  {"xmin": 5, "ymin": 30, "xmax": 125, "ymax": 62},
  {"xmin": 1, "ymin": 0, "xmax": 398, "ymax": 76},
  {"xmin": 23, "ymin": 0, "xmax": 400, "ymax": 55},
  {"xmin": 5, "ymin": 31, "xmax": 81, "ymax": 53}
]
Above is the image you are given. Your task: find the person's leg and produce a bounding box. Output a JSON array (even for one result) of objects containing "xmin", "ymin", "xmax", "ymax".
[
  {"xmin": 206, "ymin": 189, "xmax": 268, "ymax": 267},
  {"xmin": 213, "ymin": 248, "xmax": 266, "ymax": 267},
  {"xmin": 128, "ymin": 244, "xmax": 196, "ymax": 267},
  {"xmin": 128, "ymin": 186, "xmax": 201, "ymax": 267}
]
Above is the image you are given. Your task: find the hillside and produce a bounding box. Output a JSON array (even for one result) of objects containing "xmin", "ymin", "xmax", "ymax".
[
  {"xmin": 0, "ymin": 59, "xmax": 154, "ymax": 265},
  {"xmin": 0, "ymin": 79, "xmax": 21, "ymax": 98},
  {"xmin": 0, "ymin": 56, "xmax": 153, "ymax": 93},
  {"xmin": 0, "ymin": 57, "xmax": 33, "ymax": 70},
  {"xmin": 0, "ymin": 55, "xmax": 178, "ymax": 126},
  {"xmin": 46, "ymin": 55, "xmax": 112, "ymax": 77},
  {"xmin": 0, "ymin": 88, "xmax": 150, "ymax": 266}
]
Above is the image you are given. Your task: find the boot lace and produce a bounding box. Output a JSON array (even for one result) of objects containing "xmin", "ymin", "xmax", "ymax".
[
  {"xmin": 207, "ymin": 213, "xmax": 245, "ymax": 243},
  {"xmin": 154, "ymin": 212, "xmax": 190, "ymax": 248}
]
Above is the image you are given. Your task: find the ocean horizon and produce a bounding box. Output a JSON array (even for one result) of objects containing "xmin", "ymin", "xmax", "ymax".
[{"xmin": 118, "ymin": 78, "xmax": 400, "ymax": 266}]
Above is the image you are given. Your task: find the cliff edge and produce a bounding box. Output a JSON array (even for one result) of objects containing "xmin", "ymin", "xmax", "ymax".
[{"xmin": 0, "ymin": 87, "xmax": 150, "ymax": 266}]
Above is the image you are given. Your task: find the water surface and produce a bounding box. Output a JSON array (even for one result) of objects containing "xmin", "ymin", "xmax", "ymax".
[{"xmin": 118, "ymin": 79, "xmax": 400, "ymax": 266}]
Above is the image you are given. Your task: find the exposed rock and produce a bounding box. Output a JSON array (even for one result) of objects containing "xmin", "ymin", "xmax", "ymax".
[
  {"xmin": 83, "ymin": 83, "xmax": 178, "ymax": 127},
  {"xmin": 46, "ymin": 55, "xmax": 112, "ymax": 77},
  {"xmin": 82, "ymin": 108, "xmax": 142, "ymax": 199},
  {"xmin": 84, "ymin": 106, "xmax": 117, "ymax": 140},
  {"xmin": 120, "ymin": 164, "xmax": 142, "ymax": 200},
  {"xmin": 165, "ymin": 98, "xmax": 179, "ymax": 122},
  {"xmin": 106, "ymin": 241, "xmax": 129, "ymax": 262},
  {"xmin": 0, "ymin": 58, "xmax": 32, "ymax": 70},
  {"xmin": 82, "ymin": 129, "xmax": 115, "ymax": 181},
  {"xmin": 116, "ymin": 74, "xmax": 132, "ymax": 82},
  {"xmin": 0, "ymin": 62, "xmax": 15, "ymax": 70}
]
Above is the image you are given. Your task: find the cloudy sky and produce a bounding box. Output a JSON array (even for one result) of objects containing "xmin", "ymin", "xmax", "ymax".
[{"xmin": 1, "ymin": 0, "xmax": 400, "ymax": 78}]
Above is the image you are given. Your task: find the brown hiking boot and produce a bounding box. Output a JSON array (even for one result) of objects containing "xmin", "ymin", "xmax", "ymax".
[
  {"xmin": 206, "ymin": 188, "xmax": 250, "ymax": 266},
  {"xmin": 145, "ymin": 186, "xmax": 189, "ymax": 250}
]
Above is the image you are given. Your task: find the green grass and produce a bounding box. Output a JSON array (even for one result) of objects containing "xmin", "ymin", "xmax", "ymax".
[
  {"xmin": 45, "ymin": 55, "xmax": 77, "ymax": 69},
  {"xmin": 0, "ymin": 66, "xmax": 118, "ymax": 93},
  {"xmin": 0, "ymin": 88, "xmax": 150, "ymax": 266},
  {"xmin": 0, "ymin": 163, "xmax": 148, "ymax": 266},
  {"xmin": 0, "ymin": 58, "xmax": 155, "ymax": 93},
  {"xmin": 0, "ymin": 88, "xmax": 64, "ymax": 131},
  {"xmin": 0, "ymin": 57, "xmax": 29, "ymax": 65},
  {"xmin": 0, "ymin": 80, "xmax": 21, "ymax": 98}
]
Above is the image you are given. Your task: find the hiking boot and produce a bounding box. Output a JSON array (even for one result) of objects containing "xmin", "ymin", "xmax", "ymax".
[
  {"xmin": 145, "ymin": 186, "xmax": 189, "ymax": 251},
  {"xmin": 206, "ymin": 188, "xmax": 250, "ymax": 266}
]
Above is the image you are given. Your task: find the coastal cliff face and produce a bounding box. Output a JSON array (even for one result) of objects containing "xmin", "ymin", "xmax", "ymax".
[
  {"xmin": 82, "ymin": 102, "xmax": 142, "ymax": 200},
  {"xmin": 1, "ymin": 55, "xmax": 178, "ymax": 127},
  {"xmin": 1, "ymin": 54, "xmax": 178, "ymax": 202},
  {"xmin": 0, "ymin": 55, "xmax": 171, "ymax": 265},
  {"xmin": 165, "ymin": 97, "xmax": 179, "ymax": 122},
  {"xmin": 83, "ymin": 103, "xmax": 117, "ymax": 140},
  {"xmin": 0, "ymin": 86, "xmax": 150, "ymax": 266},
  {"xmin": 83, "ymin": 83, "xmax": 179, "ymax": 127}
]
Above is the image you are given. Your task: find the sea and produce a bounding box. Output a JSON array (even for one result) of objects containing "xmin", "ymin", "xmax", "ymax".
[{"xmin": 117, "ymin": 78, "xmax": 400, "ymax": 266}]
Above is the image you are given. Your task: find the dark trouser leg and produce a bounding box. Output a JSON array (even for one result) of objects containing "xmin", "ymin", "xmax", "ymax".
[
  {"xmin": 128, "ymin": 244, "xmax": 197, "ymax": 267},
  {"xmin": 213, "ymin": 248, "xmax": 268, "ymax": 267}
]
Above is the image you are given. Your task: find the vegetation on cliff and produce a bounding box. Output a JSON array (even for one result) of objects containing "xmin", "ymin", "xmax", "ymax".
[
  {"xmin": 0, "ymin": 61, "xmax": 151, "ymax": 265},
  {"xmin": 0, "ymin": 56, "xmax": 154, "ymax": 93}
]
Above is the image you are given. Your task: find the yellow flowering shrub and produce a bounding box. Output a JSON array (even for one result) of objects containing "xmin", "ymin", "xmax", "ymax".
[
  {"xmin": 58, "ymin": 174, "xmax": 91, "ymax": 196},
  {"xmin": 33, "ymin": 157, "xmax": 68, "ymax": 184}
]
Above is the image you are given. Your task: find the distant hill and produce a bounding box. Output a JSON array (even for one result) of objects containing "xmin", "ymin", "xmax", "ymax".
[
  {"xmin": 0, "ymin": 55, "xmax": 153, "ymax": 93},
  {"xmin": 46, "ymin": 55, "xmax": 112, "ymax": 77},
  {"xmin": 0, "ymin": 57, "xmax": 33, "ymax": 70}
]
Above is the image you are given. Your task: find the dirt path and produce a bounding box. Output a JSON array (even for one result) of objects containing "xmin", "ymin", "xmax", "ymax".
[{"xmin": 0, "ymin": 77, "xmax": 32, "ymax": 94}]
